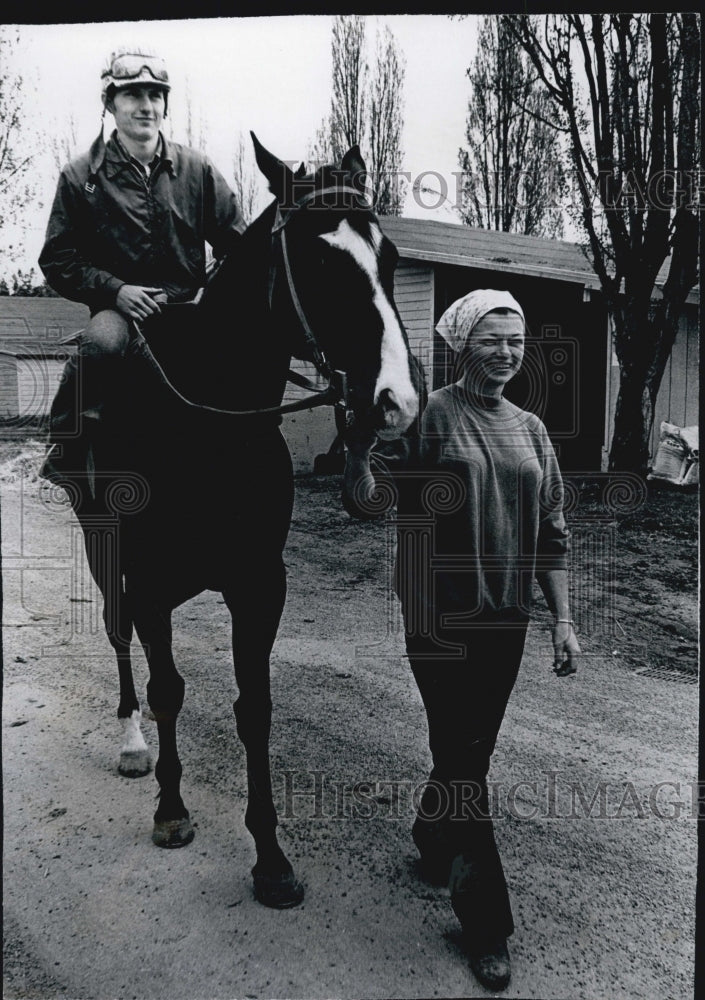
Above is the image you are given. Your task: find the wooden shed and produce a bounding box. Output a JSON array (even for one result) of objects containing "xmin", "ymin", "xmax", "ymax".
[{"xmin": 0, "ymin": 298, "xmax": 87, "ymax": 430}]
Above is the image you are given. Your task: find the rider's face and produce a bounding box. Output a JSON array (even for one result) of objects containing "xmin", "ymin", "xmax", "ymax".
[{"xmin": 110, "ymin": 85, "xmax": 165, "ymax": 144}]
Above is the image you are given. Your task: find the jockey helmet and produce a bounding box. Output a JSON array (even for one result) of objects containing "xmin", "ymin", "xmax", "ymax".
[{"xmin": 101, "ymin": 49, "xmax": 171, "ymax": 104}]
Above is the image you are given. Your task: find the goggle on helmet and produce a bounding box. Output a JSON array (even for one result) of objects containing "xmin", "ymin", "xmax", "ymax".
[{"xmin": 101, "ymin": 50, "xmax": 171, "ymax": 101}]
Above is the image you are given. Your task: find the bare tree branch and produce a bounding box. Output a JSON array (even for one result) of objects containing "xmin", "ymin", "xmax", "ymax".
[
  {"xmin": 0, "ymin": 27, "xmax": 39, "ymax": 270},
  {"xmin": 309, "ymin": 16, "xmax": 406, "ymax": 215},
  {"xmin": 459, "ymin": 16, "xmax": 566, "ymax": 237},
  {"xmin": 511, "ymin": 12, "xmax": 700, "ymax": 473}
]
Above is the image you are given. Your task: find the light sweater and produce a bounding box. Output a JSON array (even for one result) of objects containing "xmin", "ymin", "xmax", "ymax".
[{"xmin": 394, "ymin": 382, "xmax": 569, "ymax": 619}]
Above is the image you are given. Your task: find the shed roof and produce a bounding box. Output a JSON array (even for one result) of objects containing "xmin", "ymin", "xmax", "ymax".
[
  {"xmin": 379, "ymin": 216, "xmax": 698, "ymax": 302},
  {"xmin": 0, "ymin": 297, "xmax": 89, "ymax": 349}
]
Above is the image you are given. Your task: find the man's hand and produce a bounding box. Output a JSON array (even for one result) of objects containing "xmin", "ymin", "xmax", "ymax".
[
  {"xmin": 552, "ymin": 622, "xmax": 581, "ymax": 676},
  {"xmin": 116, "ymin": 285, "xmax": 166, "ymax": 321}
]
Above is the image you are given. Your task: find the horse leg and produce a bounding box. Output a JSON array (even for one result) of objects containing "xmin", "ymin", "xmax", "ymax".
[
  {"xmin": 78, "ymin": 514, "xmax": 151, "ymax": 777},
  {"xmin": 115, "ymin": 644, "xmax": 151, "ymax": 777},
  {"xmin": 132, "ymin": 603, "xmax": 194, "ymax": 848},
  {"xmin": 222, "ymin": 570, "xmax": 304, "ymax": 909}
]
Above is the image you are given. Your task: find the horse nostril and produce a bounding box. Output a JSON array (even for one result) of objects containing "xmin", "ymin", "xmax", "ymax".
[{"xmin": 377, "ymin": 388, "xmax": 399, "ymax": 412}]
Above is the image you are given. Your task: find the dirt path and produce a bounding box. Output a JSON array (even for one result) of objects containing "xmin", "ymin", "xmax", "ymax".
[{"xmin": 2, "ymin": 443, "xmax": 698, "ymax": 999}]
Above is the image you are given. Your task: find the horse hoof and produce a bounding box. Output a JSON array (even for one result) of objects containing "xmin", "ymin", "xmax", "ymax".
[
  {"xmin": 118, "ymin": 749, "xmax": 152, "ymax": 778},
  {"xmin": 152, "ymin": 817, "xmax": 195, "ymax": 849},
  {"xmin": 252, "ymin": 868, "xmax": 305, "ymax": 909}
]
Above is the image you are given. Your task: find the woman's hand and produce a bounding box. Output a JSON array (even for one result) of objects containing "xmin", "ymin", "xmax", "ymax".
[{"xmin": 552, "ymin": 622, "xmax": 580, "ymax": 676}]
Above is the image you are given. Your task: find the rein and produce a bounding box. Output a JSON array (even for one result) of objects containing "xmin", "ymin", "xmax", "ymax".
[
  {"xmin": 4, "ymin": 185, "xmax": 369, "ymax": 422},
  {"xmin": 154, "ymin": 183, "xmax": 368, "ymax": 420}
]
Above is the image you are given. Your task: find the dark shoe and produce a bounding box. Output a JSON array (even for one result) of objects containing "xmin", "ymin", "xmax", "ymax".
[
  {"xmin": 467, "ymin": 936, "xmax": 511, "ymax": 992},
  {"xmin": 412, "ymin": 817, "xmax": 453, "ymax": 885},
  {"xmin": 450, "ymin": 850, "xmax": 514, "ymax": 990}
]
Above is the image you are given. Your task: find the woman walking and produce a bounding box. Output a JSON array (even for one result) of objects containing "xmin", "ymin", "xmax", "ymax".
[{"xmin": 395, "ymin": 289, "xmax": 580, "ymax": 992}]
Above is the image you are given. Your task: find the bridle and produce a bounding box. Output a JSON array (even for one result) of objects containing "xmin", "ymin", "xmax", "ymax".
[{"xmin": 141, "ymin": 184, "xmax": 370, "ymax": 420}]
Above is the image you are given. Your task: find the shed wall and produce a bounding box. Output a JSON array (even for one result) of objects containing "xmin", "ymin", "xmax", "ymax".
[{"xmin": 392, "ymin": 261, "xmax": 435, "ymax": 390}]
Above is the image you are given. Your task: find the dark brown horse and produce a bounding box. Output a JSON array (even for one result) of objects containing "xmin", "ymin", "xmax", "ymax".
[{"xmin": 49, "ymin": 136, "xmax": 421, "ymax": 908}]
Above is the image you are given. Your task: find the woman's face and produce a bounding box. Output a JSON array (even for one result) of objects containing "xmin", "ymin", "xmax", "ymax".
[{"xmin": 460, "ymin": 310, "xmax": 525, "ymax": 393}]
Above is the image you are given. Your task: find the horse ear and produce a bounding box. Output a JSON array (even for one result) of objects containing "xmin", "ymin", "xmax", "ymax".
[
  {"xmin": 341, "ymin": 145, "xmax": 368, "ymax": 198},
  {"xmin": 294, "ymin": 161, "xmax": 307, "ymax": 178},
  {"xmin": 250, "ymin": 131, "xmax": 294, "ymax": 202}
]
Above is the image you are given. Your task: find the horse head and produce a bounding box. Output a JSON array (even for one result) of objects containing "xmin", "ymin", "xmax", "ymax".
[{"xmin": 252, "ymin": 133, "xmax": 421, "ymax": 518}]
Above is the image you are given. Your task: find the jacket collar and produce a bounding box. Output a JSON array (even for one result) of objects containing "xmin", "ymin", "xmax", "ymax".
[{"xmin": 88, "ymin": 129, "xmax": 176, "ymax": 179}]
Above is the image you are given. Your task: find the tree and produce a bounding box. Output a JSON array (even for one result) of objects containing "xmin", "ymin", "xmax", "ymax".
[
  {"xmin": 506, "ymin": 13, "xmax": 700, "ymax": 474},
  {"xmin": 0, "ymin": 28, "xmax": 38, "ymax": 273},
  {"xmin": 458, "ymin": 16, "xmax": 566, "ymax": 237},
  {"xmin": 232, "ymin": 131, "xmax": 261, "ymax": 225},
  {"xmin": 181, "ymin": 77, "xmax": 208, "ymax": 154},
  {"xmin": 309, "ymin": 16, "xmax": 406, "ymax": 215},
  {"xmin": 9, "ymin": 267, "xmax": 56, "ymax": 296},
  {"xmin": 330, "ymin": 14, "xmax": 367, "ymax": 159},
  {"xmin": 368, "ymin": 25, "xmax": 407, "ymax": 216},
  {"xmin": 48, "ymin": 113, "xmax": 80, "ymax": 175}
]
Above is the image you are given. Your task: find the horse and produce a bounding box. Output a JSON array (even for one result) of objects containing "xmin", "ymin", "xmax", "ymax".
[{"xmin": 46, "ymin": 135, "xmax": 422, "ymax": 909}]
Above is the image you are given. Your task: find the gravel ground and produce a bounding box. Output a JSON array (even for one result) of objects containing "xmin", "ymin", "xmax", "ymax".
[{"xmin": 2, "ymin": 440, "xmax": 699, "ymax": 1000}]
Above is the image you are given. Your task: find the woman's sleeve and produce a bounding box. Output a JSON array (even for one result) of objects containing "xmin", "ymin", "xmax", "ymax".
[
  {"xmin": 537, "ymin": 425, "xmax": 570, "ymax": 569},
  {"xmin": 419, "ymin": 395, "xmax": 444, "ymax": 467},
  {"xmin": 383, "ymin": 394, "xmax": 443, "ymax": 518}
]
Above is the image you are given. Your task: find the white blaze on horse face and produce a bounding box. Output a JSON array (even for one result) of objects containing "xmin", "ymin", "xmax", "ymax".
[{"xmin": 319, "ymin": 219, "xmax": 417, "ymax": 438}]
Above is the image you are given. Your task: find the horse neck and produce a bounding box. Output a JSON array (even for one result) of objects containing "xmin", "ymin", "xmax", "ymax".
[{"xmin": 200, "ymin": 200, "xmax": 279, "ymax": 320}]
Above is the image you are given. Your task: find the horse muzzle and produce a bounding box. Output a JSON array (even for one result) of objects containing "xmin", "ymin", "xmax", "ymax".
[{"xmin": 373, "ymin": 386, "xmax": 417, "ymax": 440}]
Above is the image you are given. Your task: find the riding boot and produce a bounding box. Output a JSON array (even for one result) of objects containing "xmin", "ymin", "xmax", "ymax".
[{"xmin": 39, "ymin": 352, "xmax": 112, "ymax": 498}]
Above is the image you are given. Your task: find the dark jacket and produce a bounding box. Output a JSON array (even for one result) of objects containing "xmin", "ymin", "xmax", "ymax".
[{"xmin": 39, "ymin": 130, "xmax": 246, "ymax": 313}]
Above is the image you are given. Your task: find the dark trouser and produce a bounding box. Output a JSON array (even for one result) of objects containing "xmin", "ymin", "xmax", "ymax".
[
  {"xmin": 47, "ymin": 310, "xmax": 133, "ymax": 441},
  {"xmin": 43, "ymin": 309, "xmax": 190, "ymax": 483},
  {"xmin": 404, "ymin": 609, "xmax": 528, "ymax": 941}
]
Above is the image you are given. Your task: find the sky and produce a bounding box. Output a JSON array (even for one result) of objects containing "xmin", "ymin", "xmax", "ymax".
[{"xmin": 4, "ymin": 15, "xmax": 480, "ymax": 277}]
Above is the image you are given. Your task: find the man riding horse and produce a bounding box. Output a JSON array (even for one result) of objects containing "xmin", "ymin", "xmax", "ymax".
[
  {"xmin": 36, "ymin": 46, "xmax": 422, "ymax": 914},
  {"xmin": 37, "ymin": 45, "xmax": 252, "ymax": 787},
  {"xmin": 39, "ymin": 47, "xmax": 246, "ymax": 482}
]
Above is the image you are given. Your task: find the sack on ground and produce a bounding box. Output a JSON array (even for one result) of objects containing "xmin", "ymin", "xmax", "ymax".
[{"xmin": 648, "ymin": 421, "xmax": 699, "ymax": 486}]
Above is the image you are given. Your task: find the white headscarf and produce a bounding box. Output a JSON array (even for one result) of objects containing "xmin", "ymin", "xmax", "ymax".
[{"xmin": 435, "ymin": 289, "xmax": 524, "ymax": 353}]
